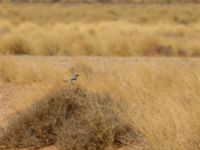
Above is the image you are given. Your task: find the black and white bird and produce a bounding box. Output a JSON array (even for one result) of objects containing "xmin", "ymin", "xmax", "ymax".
[{"xmin": 63, "ymin": 74, "xmax": 79, "ymax": 84}]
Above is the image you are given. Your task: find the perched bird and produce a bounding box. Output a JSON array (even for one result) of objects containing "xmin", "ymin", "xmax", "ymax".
[{"xmin": 63, "ymin": 74, "xmax": 79, "ymax": 84}]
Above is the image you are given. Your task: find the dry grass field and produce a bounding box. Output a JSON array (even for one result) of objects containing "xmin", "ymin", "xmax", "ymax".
[
  {"xmin": 0, "ymin": 56, "xmax": 200, "ymax": 149},
  {"xmin": 1, "ymin": 4, "xmax": 200, "ymax": 56},
  {"xmin": 0, "ymin": 2, "xmax": 200, "ymax": 150},
  {"xmin": 1, "ymin": 0, "xmax": 200, "ymax": 3}
]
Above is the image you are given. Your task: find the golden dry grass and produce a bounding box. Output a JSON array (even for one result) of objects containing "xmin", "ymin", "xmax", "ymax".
[
  {"xmin": 1, "ymin": 2, "xmax": 200, "ymax": 149},
  {"xmin": 1, "ymin": 21, "xmax": 200, "ymax": 56},
  {"xmin": 0, "ymin": 56, "xmax": 200, "ymax": 149},
  {"xmin": 0, "ymin": 4, "xmax": 200, "ymax": 56},
  {"xmin": 0, "ymin": 3, "xmax": 200, "ymax": 24},
  {"xmin": 1, "ymin": 0, "xmax": 200, "ymax": 3}
]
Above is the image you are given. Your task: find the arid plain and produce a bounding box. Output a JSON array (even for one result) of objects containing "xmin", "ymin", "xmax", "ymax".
[{"xmin": 1, "ymin": 1, "xmax": 200, "ymax": 150}]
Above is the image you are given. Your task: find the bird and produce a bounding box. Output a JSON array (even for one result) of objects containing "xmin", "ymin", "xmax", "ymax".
[{"xmin": 63, "ymin": 74, "xmax": 79, "ymax": 84}]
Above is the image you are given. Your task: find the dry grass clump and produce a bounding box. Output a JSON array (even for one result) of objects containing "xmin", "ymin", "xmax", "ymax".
[
  {"xmin": 0, "ymin": 85, "xmax": 145, "ymax": 150},
  {"xmin": 0, "ymin": 35, "xmax": 32, "ymax": 55}
]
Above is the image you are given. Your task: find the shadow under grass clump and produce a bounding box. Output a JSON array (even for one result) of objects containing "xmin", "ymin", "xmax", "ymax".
[
  {"xmin": 0, "ymin": 85, "xmax": 146, "ymax": 150},
  {"xmin": 143, "ymin": 45, "xmax": 173, "ymax": 57}
]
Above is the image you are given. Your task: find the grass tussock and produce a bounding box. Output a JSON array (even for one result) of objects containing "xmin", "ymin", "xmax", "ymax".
[{"xmin": 0, "ymin": 85, "xmax": 146, "ymax": 150}]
